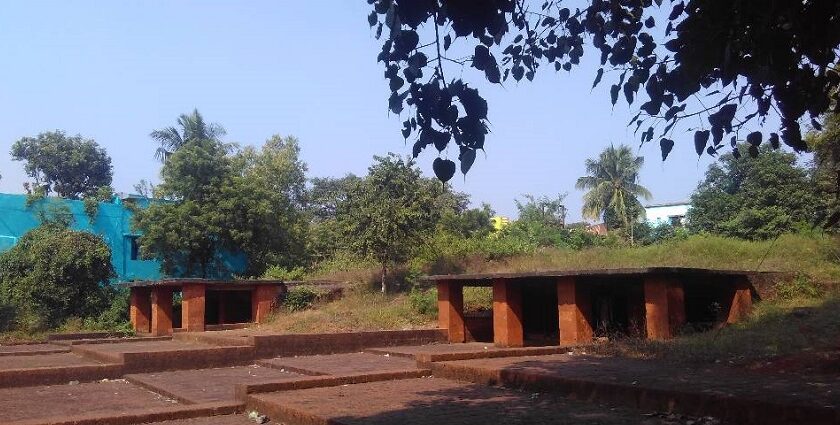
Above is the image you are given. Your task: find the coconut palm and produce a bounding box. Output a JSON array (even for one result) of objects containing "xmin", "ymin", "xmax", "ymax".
[
  {"xmin": 576, "ymin": 144, "xmax": 652, "ymax": 242},
  {"xmin": 151, "ymin": 109, "xmax": 226, "ymax": 162}
]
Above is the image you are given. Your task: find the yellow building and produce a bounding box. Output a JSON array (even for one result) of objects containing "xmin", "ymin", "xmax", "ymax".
[{"xmin": 490, "ymin": 215, "xmax": 510, "ymax": 231}]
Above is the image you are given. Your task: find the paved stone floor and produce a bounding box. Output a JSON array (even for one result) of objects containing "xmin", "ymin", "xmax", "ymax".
[
  {"xmin": 0, "ymin": 351, "xmax": 102, "ymax": 370},
  {"xmin": 0, "ymin": 343, "xmax": 69, "ymax": 355},
  {"xmin": 249, "ymin": 377, "xmax": 689, "ymax": 425},
  {"xmin": 439, "ymin": 354, "xmax": 840, "ymax": 408},
  {"xmin": 367, "ymin": 342, "xmax": 499, "ymax": 357},
  {"xmin": 127, "ymin": 365, "xmax": 302, "ymax": 403},
  {"xmin": 148, "ymin": 415, "xmax": 271, "ymax": 425},
  {"xmin": 259, "ymin": 352, "xmax": 418, "ymax": 375},
  {"xmin": 0, "ymin": 379, "xmax": 179, "ymax": 422}
]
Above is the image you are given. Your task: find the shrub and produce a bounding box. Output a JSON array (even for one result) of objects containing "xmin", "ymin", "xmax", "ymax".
[
  {"xmin": 283, "ymin": 285, "xmax": 320, "ymax": 311},
  {"xmin": 0, "ymin": 225, "xmax": 115, "ymax": 330},
  {"xmin": 408, "ymin": 287, "xmax": 437, "ymax": 315},
  {"xmin": 263, "ymin": 265, "xmax": 307, "ymax": 281},
  {"xmin": 774, "ymin": 274, "xmax": 824, "ymax": 300}
]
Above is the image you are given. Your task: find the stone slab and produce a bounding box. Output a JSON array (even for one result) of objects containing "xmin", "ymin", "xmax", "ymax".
[
  {"xmin": 0, "ymin": 379, "xmax": 179, "ymax": 423},
  {"xmin": 258, "ymin": 352, "xmax": 417, "ymax": 376},
  {"xmin": 0, "ymin": 344, "xmax": 70, "ymax": 356},
  {"xmin": 246, "ymin": 377, "xmax": 694, "ymax": 425},
  {"xmin": 0, "ymin": 352, "xmax": 102, "ymax": 370},
  {"xmin": 127, "ymin": 365, "xmax": 302, "ymax": 403}
]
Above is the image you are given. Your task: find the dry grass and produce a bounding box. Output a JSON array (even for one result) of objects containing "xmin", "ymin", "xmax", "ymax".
[
  {"xmin": 588, "ymin": 292, "xmax": 840, "ymax": 366},
  {"xmin": 455, "ymin": 233, "xmax": 840, "ymax": 283},
  {"xmin": 259, "ymin": 286, "xmax": 437, "ymax": 334}
]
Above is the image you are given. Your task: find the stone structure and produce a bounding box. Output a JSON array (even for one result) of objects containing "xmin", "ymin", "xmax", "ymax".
[
  {"xmin": 427, "ymin": 267, "xmax": 764, "ymax": 347},
  {"xmin": 128, "ymin": 279, "xmax": 286, "ymax": 336}
]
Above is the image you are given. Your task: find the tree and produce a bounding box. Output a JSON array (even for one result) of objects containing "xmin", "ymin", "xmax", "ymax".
[
  {"xmin": 150, "ymin": 108, "xmax": 226, "ymax": 162},
  {"xmin": 10, "ymin": 131, "xmax": 113, "ymax": 199},
  {"xmin": 808, "ymin": 112, "xmax": 840, "ymax": 228},
  {"xmin": 366, "ymin": 1, "xmax": 840, "ymax": 181},
  {"xmin": 576, "ymin": 144, "xmax": 651, "ymax": 241},
  {"xmin": 337, "ymin": 154, "xmax": 439, "ymax": 293},
  {"xmin": 686, "ymin": 144, "xmax": 818, "ymax": 239},
  {"xmin": 515, "ymin": 193, "xmax": 567, "ymax": 227},
  {"xmin": 439, "ymin": 203, "xmax": 495, "ymax": 237},
  {"xmin": 305, "ymin": 174, "xmax": 363, "ymax": 261},
  {"xmin": 134, "ymin": 134, "xmax": 308, "ymax": 277},
  {"xmin": 0, "ymin": 224, "xmax": 115, "ymax": 329}
]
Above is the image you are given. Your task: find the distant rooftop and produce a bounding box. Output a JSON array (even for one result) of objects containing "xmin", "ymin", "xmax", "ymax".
[{"xmin": 644, "ymin": 201, "xmax": 690, "ymax": 208}]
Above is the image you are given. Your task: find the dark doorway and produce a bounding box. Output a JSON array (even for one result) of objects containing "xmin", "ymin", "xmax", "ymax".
[
  {"xmin": 521, "ymin": 280, "xmax": 559, "ymax": 346},
  {"xmin": 584, "ymin": 278, "xmax": 644, "ymax": 338},
  {"xmin": 205, "ymin": 290, "xmax": 252, "ymax": 325}
]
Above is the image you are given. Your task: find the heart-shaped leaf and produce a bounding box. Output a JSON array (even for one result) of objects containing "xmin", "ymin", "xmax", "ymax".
[{"xmin": 433, "ymin": 158, "xmax": 456, "ymax": 182}]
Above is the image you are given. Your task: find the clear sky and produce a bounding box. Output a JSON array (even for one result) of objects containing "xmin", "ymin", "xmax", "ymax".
[{"xmin": 0, "ymin": 1, "xmax": 730, "ymax": 221}]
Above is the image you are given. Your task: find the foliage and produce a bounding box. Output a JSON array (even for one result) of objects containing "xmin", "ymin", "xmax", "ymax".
[
  {"xmin": 687, "ymin": 144, "xmax": 818, "ymax": 239},
  {"xmin": 773, "ymin": 274, "xmax": 824, "ymax": 301},
  {"xmin": 337, "ymin": 154, "xmax": 441, "ymax": 292},
  {"xmin": 82, "ymin": 186, "xmax": 116, "ymax": 222},
  {"xmin": 634, "ymin": 221, "xmax": 689, "ymax": 246},
  {"xmin": 808, "ymin": 112, "xmax": 840, "ymax": 229},
  {"xmin": 0, "ymin": 225, "xmax": 115, "ymax": 330},
  {"xmin": 408, "ymin": 286, "xmax": 438, "ymax": 315},
  {"xmin": 515, "ymin": 193, "xmax": 567, "ymax": 227},
  {"xmin": 305, "ymin": 175, "xmax": 363, "ymax": 262},
  {"xmin": 576, "ymin": 145, "xmax": 651, "ymax": 237},
  {"xmin": 367, "ymin": 1, "xmax": 840, "ymax": 180},
  {"xmin": 263, "ymin": 265, "xmax": 307, "ymax": 281},
  {"xmin": 282, "ymin": 285, "xmax": 321, "ymax": 312},
  {"xmin": 150, "ymin": 108, "xmax": 226, "ymax": 162},
  {"xmin": 134, "ymin": 133, "xmax": 308, "ymax": 278},
  {"xmin": 438, "ymin": 203, "xmax": 494, "ymax": 237},
  {"xmin": 11, "ymin": 130, "xmax": 113, "ymax": 199}
]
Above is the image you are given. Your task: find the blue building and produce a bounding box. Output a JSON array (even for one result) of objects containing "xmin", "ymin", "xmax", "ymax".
[{"xmin": 0, "ymin": 193, "xmax": 161, "ymax": 282}]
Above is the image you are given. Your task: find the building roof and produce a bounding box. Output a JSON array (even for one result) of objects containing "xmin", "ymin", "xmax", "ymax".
[
  {"xmin": 644, "ymin": 201, "xmax": 690, "ymax": 208},
  {"xmin": 422, "ymin": 267, "xmax": 780, "ymax": 283}
]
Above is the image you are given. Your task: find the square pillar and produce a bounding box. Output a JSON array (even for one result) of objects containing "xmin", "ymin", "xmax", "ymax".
[
  {"xmin": 150, "ymin": 287, "xmax": 174, "ymax": 336},
  {"xmin": 556, "ymin": 277, "xmax": 593, "ymax": 344},
  {"xmin": 129, "ymin": 287, "xmax": 151, "ymax": 334},
  {"xmin": 643, "ymin": 276, "xmax": 671, "ymax": 340},
  {"xmin": 181, "ymin": 282, "xmax": 206, "ymax": 332},
  {"xmin": 667, "ymin": 281, "xmax": 687, "ymax": 335},
  {"xmin": 252, "ymin": 285, "xmax": 279, "ymax": 324},
  {"xmin": 493, "ymin": 278, "xmax": 523, "ymax": 347},
  {"xmin": 726, "ymin": 276, "xmax": 753, "ymax": 324},
  {"xmin": 437, "ymin": 280, "xmax": 465, "ymax": 343}
]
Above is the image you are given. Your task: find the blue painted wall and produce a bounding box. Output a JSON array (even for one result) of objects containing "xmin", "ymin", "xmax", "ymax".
[{"xmin": 0, "ymin": 193, "xmax": 161, "ymax": 281}]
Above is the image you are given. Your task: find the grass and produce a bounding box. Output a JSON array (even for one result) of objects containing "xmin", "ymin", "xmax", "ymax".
[
  {"xmin": 451, "ymin": 233, "xmax": 840, "ymax": 284},
  {"xmin": 259, "ymin": 286, "xmax": 436, "ymax": 334},
  {"xmin": 588, "ymin": 292, "xmax": 840, "ymax": 367}
]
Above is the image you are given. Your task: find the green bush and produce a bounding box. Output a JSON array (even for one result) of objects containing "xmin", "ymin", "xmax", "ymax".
[
  {"xmin": 408, "ymin": 287, "xmax": 437, "ymax": 315},
  {"xmin": 774, "ymin": 275, "xmax": 823, "ymax": 300},
  {"xmin": 0, "ymin": 225, "xmax": 115, "ymax": 331},
  {"xmin": 263, "ymin": 265, "xmax": 307, "ymax": 281},
  {"xmin": 283, "ymin": 285, "xmax": 320, "ymax": 311}
]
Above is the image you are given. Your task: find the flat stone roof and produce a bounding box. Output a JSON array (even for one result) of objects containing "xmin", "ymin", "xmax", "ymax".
[
  {"xmin": 125, "ymin": 278, "xmax": 297, "ymax": 288},
  {"xmin": 423, "ymin": 267, "xmax": 777, "ymax": 283}
]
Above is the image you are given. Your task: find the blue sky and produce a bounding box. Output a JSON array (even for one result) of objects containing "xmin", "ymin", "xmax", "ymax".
[{"xmin": 0, "ymin": 1, "xmax": 732, "ymax": 221}]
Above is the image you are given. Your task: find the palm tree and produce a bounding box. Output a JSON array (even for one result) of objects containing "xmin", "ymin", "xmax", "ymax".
[
  {"xmin": 576, "ymin": 144, "xmax": 652, "ymax": 243},
  {"xmin": 151, "ymin": 109, "xmax": 226, "ymax": 162}
]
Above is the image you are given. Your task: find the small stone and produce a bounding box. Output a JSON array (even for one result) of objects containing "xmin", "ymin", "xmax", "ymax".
[{"xmin": 68, "ymin": 380, "xmax": 79, "ymax": 385}]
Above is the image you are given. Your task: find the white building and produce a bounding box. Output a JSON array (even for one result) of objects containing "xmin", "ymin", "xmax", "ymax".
[{"xmin": 644, "ymin": 202, "xmax": 690, "ymax": 227}]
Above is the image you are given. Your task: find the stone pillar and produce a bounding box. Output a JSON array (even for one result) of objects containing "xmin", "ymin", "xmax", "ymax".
[
  {"xmin": 493, "ymin": 278, "xmax": 524, "ymax": 347},
  {"xmin": 643, "ymin": 276, "xmax": 670, "ymax": 340},
  {"xmin": 556, "ymin": 277, "xmax": 593, "ymax": 344},
  {"xmin": 129, "ymin": 287, "xmax": 151, "ymax": 334},
  {"xmin": 252, "ymin": 285, "xmax": 279, "ymax": 324},
  {"xmin": 150, "ymin": 287, "xmax": 174, "ymax": 336},
  {"xmin": 181, "ymin": 282, "xmax": 206, "ymax": 332},
  {"xmin": 726, "ymin": 276, "xmax": 753, "ymax": 324},
  {"xmin": 437, "ymin": 280, "xmax": 465, "ymax": 343},
  {"xmin": 667, "ymin": 280, "xmax": 687, "ymax": 335}
]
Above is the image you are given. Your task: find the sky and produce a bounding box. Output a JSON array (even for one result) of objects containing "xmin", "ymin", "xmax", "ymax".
[{"xmin": 0, "ymin": 1, "xmax": 732, "ymax": 221}]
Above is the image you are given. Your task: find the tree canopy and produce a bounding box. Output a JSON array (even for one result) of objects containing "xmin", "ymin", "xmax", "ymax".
[
  {"xmin": 337, "ymin": 154, "xmax": 441, "ymax": 292},
  {"xmin": 150, "ymin": 108, "xmax": 226, "ymax": 162},
  {"xmin": 686, "ymin": 144, "xmax": 818, "ymax": 239},
  {"xmin": 10, "ymin": 131, "xmax": 113, "ymax": 199},
  {"xmin": 576, "ymin": 144, "xmax": 651, "ymax": 233},
  {"xmin": 134, "ymin": 132, "xmax": 308, "ymax": 278},
  {"xmin": 367, "ymin": 0, "xmax": 840, "ymax": 181}
]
